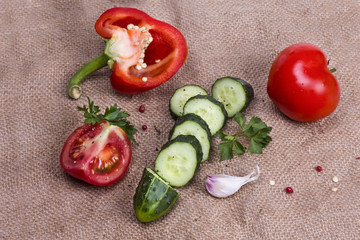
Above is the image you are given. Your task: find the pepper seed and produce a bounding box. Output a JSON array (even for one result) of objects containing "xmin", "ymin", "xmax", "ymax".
[{"xmin": 332, "ymin": 176, "xmax": 339, "ymax": 183}]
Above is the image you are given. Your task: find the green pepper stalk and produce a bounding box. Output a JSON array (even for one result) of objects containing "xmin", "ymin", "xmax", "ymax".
[{"xmin": 67, "ymin": 53, "xmax": 109, "ymax": 99}]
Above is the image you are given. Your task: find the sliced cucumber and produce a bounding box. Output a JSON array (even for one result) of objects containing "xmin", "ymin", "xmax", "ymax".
[
  {"xmin": 134, "ymin": 168, "xmax": 179, "ymax": 222},
  {"xmin": 169, "ymin": 85, "xmax": 208, "ymax": 119},
  {"xmin": 183, "ymin": 95, "xmax": 227, "ymax": 135},
  {"xmin": 211, "ymin": 76, "xmax": 254, "ymax": 117},
  {"xmin": 169, "ymin": 114, "xmax": 211, "ymax": 163},
  {"xmin": 155, "ymin": 135, "xmax": 203, "ymax": 187}
]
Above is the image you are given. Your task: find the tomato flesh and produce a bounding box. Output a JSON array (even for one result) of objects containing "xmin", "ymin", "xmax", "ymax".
[
  {"xmin": 267, "ymin": 43, "xmax": 340, "ymax": 122},
  {"xmin": 60, "ymin": 121, "xmax": 131, "ymax": 186},
  {"xmin": 90, "ymin": 143, "xmax": 120, "ymax": 173}
]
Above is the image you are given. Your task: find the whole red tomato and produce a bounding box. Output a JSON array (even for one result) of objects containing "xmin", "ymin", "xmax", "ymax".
[
  {"xmin": 267, "ymin": 43, "xmax": 340, "ymax": 122},
  {"xmin": 60, "ymin": 121, "xmax": 132, "ymax": 186}
]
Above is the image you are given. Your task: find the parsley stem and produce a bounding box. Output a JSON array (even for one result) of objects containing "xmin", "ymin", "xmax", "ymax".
[
  {"xmin": 67, "ymin": 53, "xmax": 109, "ymax": 99},
  {"xmin": 234, "ymin": 132, "xmax": 246, "ymax": 138}
]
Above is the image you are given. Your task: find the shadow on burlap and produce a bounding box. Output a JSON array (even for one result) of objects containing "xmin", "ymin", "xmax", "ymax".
[{"xmin": 0, "ymin": 0, "xmax": 359, "ymax": 239}]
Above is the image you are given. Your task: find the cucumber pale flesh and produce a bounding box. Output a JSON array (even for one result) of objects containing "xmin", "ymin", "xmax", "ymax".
[
  {"xmin": 183, "ymin": 95, "xmax": 227, "ymax": 135},
  {"xmin": 155, "ymin": 135, "xmax": 202, "ymax": 187},
  {"xmin": 212, "ymin": 76, "xmax": 254, "ymax": 117},
  {"xmin": 169, "ymin": 114, "xmax": 211, "ymax": 163},
  {"xmin": 169, "ymin": 85, "xmax": 208, "ymax": 119}
]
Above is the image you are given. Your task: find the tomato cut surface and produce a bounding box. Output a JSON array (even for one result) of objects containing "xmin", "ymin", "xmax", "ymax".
[{"xmin": 60, "ymin": 121, "xmax": 131, "ymax": 186}]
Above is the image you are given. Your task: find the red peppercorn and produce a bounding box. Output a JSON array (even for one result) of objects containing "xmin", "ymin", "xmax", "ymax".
[
  {"xmin": 139, "ymin": 105, "xmax": 145, "ymax": 113},
  {"xmin": 316, "ymin": 166, "xmax": 322, "ymax": 172},
  {"xmin": 142, "ymin": 125, "xmax": 147, "ymax": 131},
  {"xmin": 285, "ymin": 187, "xmax": 293, "ymax": 194}
]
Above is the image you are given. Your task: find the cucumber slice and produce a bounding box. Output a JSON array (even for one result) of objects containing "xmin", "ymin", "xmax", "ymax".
[
  {"xmin": 134, "ymin": 168, "xmax": 179, "ymax": 222},
  {"xmin": 183, "ymin": 95, "xmax": 227, "ymax": 135},
  {"xmin": 169, "ymin": 114, "xmax": 211, "ymax": 163},
  {"xmin": 155, "ymin": 135, "xmax": 203, "ymax": 187},
  {"xmin": 169, "ymin": 85, "xmax": 208, "ymax": 119},
  {"xmin": 211, "ymin": 76, "xmax": 254, "ymax": 117}
]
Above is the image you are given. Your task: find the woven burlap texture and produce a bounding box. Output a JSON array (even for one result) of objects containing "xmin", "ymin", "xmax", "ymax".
[{"xmin": 1, "ymin": 0, "xmax": 359, "ymax": 239}]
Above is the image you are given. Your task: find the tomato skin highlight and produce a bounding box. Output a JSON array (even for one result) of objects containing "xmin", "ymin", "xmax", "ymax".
[
  {"xmin": 60, "ymin": 121, "xmax": 131, "ymax": 186},
  {"xmin": 267, "ymin": 43, "xmax": 340, "ymax": 122}
]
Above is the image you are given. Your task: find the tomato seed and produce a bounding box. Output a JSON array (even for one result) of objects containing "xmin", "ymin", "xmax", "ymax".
[
  {"xmin": 285, "ymin": 187, "xmax": 293, "ymax": 194},
  {"xmin": 316, "ymin": 166, "xmax": 322, "ymax": 172},
  {"xmin": 142, "ymin": 125, "xmax": 147, "ymax": 131},
  {"xmin": 139, "ymin": 105, "xmax": 145, "ymax": 113}
]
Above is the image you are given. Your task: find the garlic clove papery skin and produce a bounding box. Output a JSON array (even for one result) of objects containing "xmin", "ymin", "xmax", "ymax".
[{"xmin": 206, "ymin": 166, "xmax": 260, "ymax": 198}]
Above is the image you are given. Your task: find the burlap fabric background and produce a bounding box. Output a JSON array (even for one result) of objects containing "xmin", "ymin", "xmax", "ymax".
[{"xmin": 1, "ymin": 0, "xmax": 359, "ymax": 239}]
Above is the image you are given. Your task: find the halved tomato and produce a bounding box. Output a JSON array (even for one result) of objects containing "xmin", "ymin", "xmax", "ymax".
[{"xmin": 60, "ymin": 121, "xmax": 131, "ymax": 186}]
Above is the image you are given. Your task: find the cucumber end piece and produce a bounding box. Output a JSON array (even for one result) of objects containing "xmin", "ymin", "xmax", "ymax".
[{"xmin": 134, "ymin": 168, "xmax": 180, "ymax": 223}]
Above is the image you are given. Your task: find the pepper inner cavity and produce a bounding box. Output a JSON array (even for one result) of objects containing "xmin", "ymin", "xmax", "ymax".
[{"xmin": 106, "ymin": 24, "xmax": 153, "ymax": 70}]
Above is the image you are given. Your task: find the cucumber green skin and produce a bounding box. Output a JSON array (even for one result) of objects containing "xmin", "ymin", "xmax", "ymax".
[
  {"xmin": 212, "ymin": 76, "xmax": 254, "ymax": 116},
  {"xmin": 169, "ymin": 85, "xmax": 208, "ymax": 120},
  {"xmin": 168, "ymin": 113, "xmax": 211, "ymax": 162},
  {"xmin": 159, "ymin": 134, "xmax": 203, "ymax": 172},
  {"xmin": 183, "ymin": 95, "xmax": 228, "ymax": 135},
  {"xmin": 134, "ymin": 168, "xmax": 179, "ymax": 223}
]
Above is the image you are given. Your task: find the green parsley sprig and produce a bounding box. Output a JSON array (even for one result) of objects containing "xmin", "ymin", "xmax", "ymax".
[
  {"xmin": 77, "ymin": 97, "xmax": 137, "ymax": 143},
  {"xmin": 217, "ymin": 112, "xmax": 272, "ymax": 161}
]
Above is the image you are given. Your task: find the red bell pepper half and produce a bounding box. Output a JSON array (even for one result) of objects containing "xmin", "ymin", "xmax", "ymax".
[{"xmin": 67, "ymin": 7, "xmax": 188, "ymax": 98}]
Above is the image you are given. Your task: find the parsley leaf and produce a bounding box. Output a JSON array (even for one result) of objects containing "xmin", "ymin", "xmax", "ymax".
[
  {"xmin": 233, "ymin": 141, "xmax": 245, "ymax": 155},
  {"xmin": 243, "ymin": 117, "xmax": 268, "ymax": 137},
  {"xmin": 234, "ymin": 112, "xmax": 246, "ymax": 129},
  {"xmin": 216, "ymin": 131, "xmax": 228, "ymax": 141},
  {"xmin": 77, "ymin": 98, "xmax": 102, "ymax": 125},
  {"xmin": 103, "ymin": 104, "xmax": 130, "ymax": 121},
  {"xmin": 218, "ymin": 141, "xmax": 234, "ymax": 161},
  {"xmin": 77, "ymin": 97, "xmax": 137, "ymax": 143},
  {"xmin": 248, "ymin": 138, "xmax": 263, "ymax": 154},
  {"xmin": 216, "ymin": 112, "xmax": 272, "ymax": 161}
]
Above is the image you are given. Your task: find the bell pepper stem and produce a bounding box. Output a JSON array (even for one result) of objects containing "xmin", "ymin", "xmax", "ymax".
[{"xmin": 67, "ymin": 53, "xmax": 109, "ymax": 99}]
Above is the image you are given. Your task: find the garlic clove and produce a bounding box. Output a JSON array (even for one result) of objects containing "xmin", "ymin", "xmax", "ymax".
[{"xmin": 206, "ymin": 166, "xmax": 260, "ymax": 198}]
